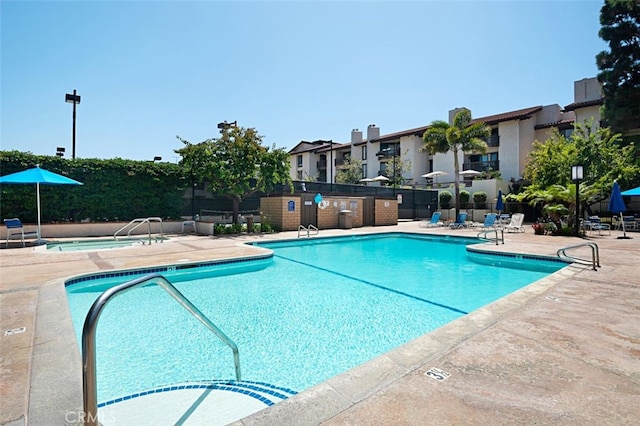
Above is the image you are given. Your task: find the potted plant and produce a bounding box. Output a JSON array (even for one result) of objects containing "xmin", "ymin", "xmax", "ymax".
[{"xmin": 532, "ymin": 222, "xmax": 545, "ymax": 235}]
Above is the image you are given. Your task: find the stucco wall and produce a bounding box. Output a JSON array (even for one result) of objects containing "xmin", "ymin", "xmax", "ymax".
[
  {"xmin": 0, "ymin": 221, "xmax": 184, "ymax": 240},
  {"xmin": 498, "ymin": 121, "xmax": 521, "ymax": 181}
]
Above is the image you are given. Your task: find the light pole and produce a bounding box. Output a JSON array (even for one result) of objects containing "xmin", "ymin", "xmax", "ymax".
[
  {"xmin": 65, "ymin": 89, "xmax": 81, "ymax": 159},
  {"xmin": 572, "ymin": 165, "xmax": 583, "ymax": 236}
]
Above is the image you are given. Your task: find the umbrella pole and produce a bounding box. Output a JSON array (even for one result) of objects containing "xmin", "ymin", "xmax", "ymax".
[
  {"xmin": 621, "ymin": 212, "xmax": 627, "ymax": 239},
  {"xmin": 37, "ymin": 182, "xmax": 42, "ymax": 242}
]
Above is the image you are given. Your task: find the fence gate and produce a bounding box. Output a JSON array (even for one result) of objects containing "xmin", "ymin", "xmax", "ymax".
[
  {"xmin": 363, "ymin": 197, "xmax": 375, "ymax": 226},
  {"xmin": 300, "ymin": 193, "xmax": 318, "ymax": 228}
]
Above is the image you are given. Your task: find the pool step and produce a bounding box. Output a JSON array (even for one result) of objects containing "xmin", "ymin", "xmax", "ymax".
[{"xmin": 97, "ymin": 380, "xmax": 297, "ymax": 425}]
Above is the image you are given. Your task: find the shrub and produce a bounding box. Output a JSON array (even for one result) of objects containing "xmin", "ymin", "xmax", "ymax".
[
  {"xmin": 261, "ymin": 222, "xmax": 273, "ymax": 233},
  {"xmin": 459, "ymin": 190, "xmax": 471, "ymax": 209},
  {"xmin": 473, "ymin": 191, "xmax": 487, "ymax": 209},
  {"xmin": 439, "ymin": 191, "xmax": 453, "ymax": 209}
]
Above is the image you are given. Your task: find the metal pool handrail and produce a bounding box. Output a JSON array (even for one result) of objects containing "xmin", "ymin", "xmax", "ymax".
[
  {"xmin": 81, "ymin": 273, "xmax": 241, "ymax": 426},
  {"xmin": 476, "ymin": 228, "xmax": 504, "ymax": 245},
  {"xmin": 298, "ymin": 224, "xmax": 319, "ymax": 238},
  {"xmin": 557, "ymin": 242, "xmax": 600, "ymax": 271},
  {"xmin": 113, "ymin": 217, "xmax": 164, "ymax": 245}
]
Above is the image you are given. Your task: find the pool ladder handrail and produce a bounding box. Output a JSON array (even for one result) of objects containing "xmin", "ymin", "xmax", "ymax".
[
  {"xmin": 557, "ymin": 242, "xmax": 600, "ymax": 271},
  {"xmin": 113, "ymin": 217, "xmax": 164, "ymax": 244},
  {"xmin": 298, "ymin": 224, "xmax": 319, "ymax": 238},
  {"xmin": 476, "ymin": 228, "xmax": 504, "ymax": 245},
  {"xmin": 81, "ymin": 273, "xmax": 241, "ymax": 426}
]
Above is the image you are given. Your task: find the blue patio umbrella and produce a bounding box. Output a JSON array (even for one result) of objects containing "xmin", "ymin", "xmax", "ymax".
[
  {"xmin": 621, "ymin": 186, "xmax": 640, "ymax": 196},
  {"xmin": 496, "ymin": 189, "xmax": 505, "ymax": 213},
  {"xmin": 608, "ymin": 180, "xmax": 630, "ymax": 239},
  {"xmin": 0, "ymin": 165, "xmax": 83, "ymax": 243}
]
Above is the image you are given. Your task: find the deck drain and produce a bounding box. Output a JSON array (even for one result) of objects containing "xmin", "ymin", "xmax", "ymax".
[
  {"xmin": 5, "ymin": 327, "xmax": 26, "ymax": 336},
  {"xmin": 425, "ymin": 367, "xmax": 450, "ymax": 381}
]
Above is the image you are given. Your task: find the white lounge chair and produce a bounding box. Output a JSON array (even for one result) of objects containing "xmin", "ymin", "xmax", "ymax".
[{"xmin": 503, "ymin": 213, "xmax": 525, "ymax": 233}]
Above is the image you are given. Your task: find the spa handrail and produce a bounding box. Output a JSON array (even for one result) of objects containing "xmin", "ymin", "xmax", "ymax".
[
  {"xmin": 297, "ymin": 224, "xmax": 319, "ymax": 238},
  {"xmin": 81, "ymin": 273, "xmax": 241, "ymax": 426},
  {"xmin": 113, "ymin": 217, "xmax": 164, "ymax": 244}
]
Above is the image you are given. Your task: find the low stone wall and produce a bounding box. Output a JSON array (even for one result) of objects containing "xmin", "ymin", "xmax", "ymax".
[{"xmin": 0, "ymin": 221, "xmax": 185, "ymax": 240}]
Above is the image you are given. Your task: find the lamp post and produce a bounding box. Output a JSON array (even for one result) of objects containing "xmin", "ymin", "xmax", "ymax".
[
  {"xmin": 572, "ymin": 165, "xmax": 583, "ymax": 236},
  {"xmin": 329, "ymin": 140, "xmax": 333, "ymax": 192},
  {"xmin": 217, "ymin": 120, "xmax": 237, "ymax": 133},
  {"xmin": 65, "ymin": 89, "xmax": 81, "ymax": 159}
]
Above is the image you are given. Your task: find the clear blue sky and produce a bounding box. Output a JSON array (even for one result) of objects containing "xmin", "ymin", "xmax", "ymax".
[{"xmin": 1, "ymin": 0, "xmax": 605, "ymax": 163}]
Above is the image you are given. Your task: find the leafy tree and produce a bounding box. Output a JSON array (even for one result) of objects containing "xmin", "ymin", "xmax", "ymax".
[
  {"xmin": 421, "ymin": 108, "xmax": 491, "ymax": 217},
  {"xmin": 335, "ymin": 157, "xmax": 363, "ymax": 184},
  {"xmin": 524, "ymin": 120, "xmax": 638, "ymax": 191},
  {"xmin": 175, "ymin": 126, "xmax": 292, "ymax": 224},
  {"xmin": 596, "ymin": 0, "xmax": 640, "ymax": 134},
  {"xmin": 519, "ymin": 119, "xmax": 639, "ymax": 226},
  {"xmin": 384, "ymin": 150, "xmax": 411, "ymax": 187}
]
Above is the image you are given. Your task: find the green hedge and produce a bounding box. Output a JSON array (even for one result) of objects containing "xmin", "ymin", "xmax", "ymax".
[{"xmin": 0, "ymin": 151, "xmax": 188, "ymax": 223}]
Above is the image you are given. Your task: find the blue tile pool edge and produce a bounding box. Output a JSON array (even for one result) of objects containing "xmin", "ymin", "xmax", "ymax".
[
  {"xmin": 465, "ymin": 245, "xmax": 572, "ymax": 265},
  {"xmin": 64, "ymin": 253, "xmax": 274, "ymax": 287},
  {"xmin": 97, "ymin": 380, "xmax": 298, "ymax": 408}
]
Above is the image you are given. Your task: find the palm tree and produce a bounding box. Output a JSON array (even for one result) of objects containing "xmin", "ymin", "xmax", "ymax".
[{"xmin": 421, "ymin": 108, "xmax": 491, "ymax": 218}]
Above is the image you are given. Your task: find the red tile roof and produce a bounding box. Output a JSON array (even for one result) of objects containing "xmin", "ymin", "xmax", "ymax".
[
  {"xmin": 563, "ymin": 98, "xmax": 603, "ymax": 112},
  {"xmin": 471, "ymin": 106, "xmax": 543, "ymax": 125}
]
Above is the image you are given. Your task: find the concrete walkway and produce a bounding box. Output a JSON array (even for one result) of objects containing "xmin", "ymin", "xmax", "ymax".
[{"xmin": 1, "ymin": 223, "xmax": 639, "ymax": 425}]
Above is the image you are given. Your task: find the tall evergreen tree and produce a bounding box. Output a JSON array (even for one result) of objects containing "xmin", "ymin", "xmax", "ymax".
[{"xmin": 596, "ymin": 0, "xmax": 640, "ymax": 133}]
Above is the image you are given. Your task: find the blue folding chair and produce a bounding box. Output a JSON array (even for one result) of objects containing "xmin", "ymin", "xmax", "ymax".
[
  {"xmin": 3, "ymin": 218, "xmax": 38, "ymax": 247},
  {"xmin": 448, "ymin": 212, "xmax": 468, "ymax": 229}
]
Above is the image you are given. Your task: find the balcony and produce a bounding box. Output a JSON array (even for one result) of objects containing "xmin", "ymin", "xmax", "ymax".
[
  {"xmin": 463, "ymin": 161, "xmax": 499, "ymax": 172},
  {"xmin": 316, "ymin": 160, "xmax": 327, "ymax": 170},
  {"xmin": 334, "ymin": 158, "xmax": 347, "ymax": 167},
  {"xmin": 483, "ymin": 135, "xmax": 500, "ymax": 147}
]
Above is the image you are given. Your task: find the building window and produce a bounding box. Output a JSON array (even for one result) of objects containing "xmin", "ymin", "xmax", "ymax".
[
  {"xmin": 297, "ymin": 170, "xmax": 303, "ymax": 180},
  {"xmin": 362, "ymin": 146, "xmax": 367, "ymax": 160},
  {"xmin": 362, "ymin": 164, "xmax": 367, "ymax": 178},
  {"xmin": 297, "ymin": 155, "xmax": 303, "ymax": 167},
  {"xmin": 560, "ymin": 128, "xmax": 573, "ymax": 138}
]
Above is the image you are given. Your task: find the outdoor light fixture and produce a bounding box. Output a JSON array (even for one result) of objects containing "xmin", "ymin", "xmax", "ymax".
[
  {"xmin": 572, "ymin": 165, "xmax": 583, "ymax": 236},
  {"xmin": 153, "ymin": 156, "xmax": 162, "ymax": 162},
  {"xmin": 56, "ymin": 147, "xmax": 65, "ymax": 157},
  {"xmin": 217, "ymin": 120, "xmax": 237, "ymax": 132},
  {"xmin": 65, "ymin": 89, "xmax": 81, "ymax": 159}
]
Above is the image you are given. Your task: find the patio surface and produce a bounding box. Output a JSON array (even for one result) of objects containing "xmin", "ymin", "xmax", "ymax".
[{"xmin": 1, "ymin": 221, "xmax": 639, "ymax": 425}]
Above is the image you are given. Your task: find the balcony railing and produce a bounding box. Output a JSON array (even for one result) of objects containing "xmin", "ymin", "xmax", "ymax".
[
  {"xmin": 316, "ymin": 160, "xmax": 327, "ymax": 169},
  {"xmin": 335, "ymin": 158, "xmax": 347, "ymax": 167},
  {"xmin": 463, "ymin": 161, "xmax": 499, "ymax": 172},
  {"xmin": 482, "ymin": 135, "xmax": 500, "ymax": 147}
]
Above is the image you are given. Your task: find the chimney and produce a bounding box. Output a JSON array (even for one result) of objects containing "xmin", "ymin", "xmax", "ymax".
[
  {"xmin": 448, "ymin": 108, "xmax": 466, "ymax": 124},
  {"xmin": 367, "ymin": 124, "xmax": 380, "ymax": 141},
  {"xmin": 351, "ymin": 128, "xmax": 363, "ymax": 144}
]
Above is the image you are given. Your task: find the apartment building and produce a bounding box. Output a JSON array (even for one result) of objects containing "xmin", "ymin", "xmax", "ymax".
[{"xmin": 289, "ymin": 77, "xmax": 604, "ymax": 188}]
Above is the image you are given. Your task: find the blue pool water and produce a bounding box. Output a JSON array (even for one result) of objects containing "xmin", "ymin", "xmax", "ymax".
[{"xmin": 66, "ymin": 233, "xmax": 565, "ymax": 403}]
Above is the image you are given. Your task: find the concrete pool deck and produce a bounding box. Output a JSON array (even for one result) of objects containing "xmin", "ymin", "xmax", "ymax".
[{"xmin": 1, "ymin": 222, "xmax": 639, "ymax": 425}]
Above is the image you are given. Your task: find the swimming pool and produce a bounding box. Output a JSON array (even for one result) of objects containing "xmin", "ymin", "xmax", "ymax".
[{"xmin": 65, "ymin": 233, "xmax": 566, "ymax": 414}]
